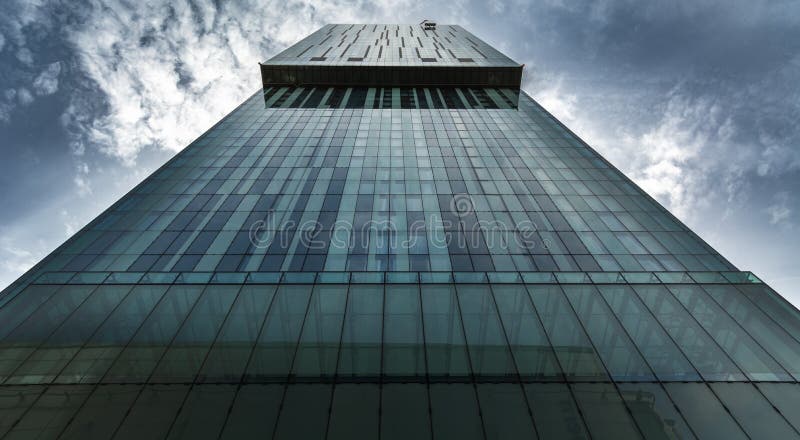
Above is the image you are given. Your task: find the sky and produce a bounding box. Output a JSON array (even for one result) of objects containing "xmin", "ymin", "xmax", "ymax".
[{"xmin": 1, "ymin": 0, "xmax": 798, "ymax": 305}]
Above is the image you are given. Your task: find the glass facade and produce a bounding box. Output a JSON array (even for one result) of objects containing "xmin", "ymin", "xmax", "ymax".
[{"xmin": 1, "ymin": 23, "xmax": 800, "ymax": 439}]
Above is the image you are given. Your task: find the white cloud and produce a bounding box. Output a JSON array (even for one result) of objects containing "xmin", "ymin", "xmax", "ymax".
[
  {"xmin": 61, "ymin": 0, "xmax": 413, "ymax": 166},
  {"xmin": 32, "ymin": 61, "xmax": 62, "ymax": 95},
  {"xmin": 488, "ymin": 0, "xmax": 506, "ymax": 15},
  {"xmin": 74, "ymin": 162, "xmax": 92, "ymax": 197},
  {"xmin": 0, "ymin": 239, "xmax": 39, "ymax": 278},
  {"xmin": 15, "ymin": 47, "xmax": 33, "ymax": 65},
  {"xmin": 17, "ymin": 87, "xmax": 33, "ymax": 105},
  {"xmin": 0, "ymin": 33, "xmax": 5, "ymax": 52},
  {"xmin": 766, "ymin": 192, "xmax": 792, "ymax": 226},
  {"xmin": 534, "ymin": 77, "xmax": 578, "ymax": 122}
]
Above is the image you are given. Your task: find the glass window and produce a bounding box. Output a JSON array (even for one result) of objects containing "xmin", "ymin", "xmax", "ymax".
[
  {"xmin": 598, "ymin": 285, "xmax": 700, "ymax": 381},
  {"xmin": 491, "ymin": 284, "xmax": 561, "ymax": 379},
  {"xmin": 477, "ymin": 383, "xmax": 537, "ymax": 439},
  {"xmin": 219, "ymin": 385, "xmax": 283, "ymax": 439},
  {"xmin": 327, "ymin": 384, "xmax": 380, "ymax": 440},
  {"xmin": 710, "ymin": 383, "xmax": 798, "ymax": 439},
  {"xmin": 420, "ymin": 285, "xmax": 470, "ymax": 378},
  {"xmin": 57, "ymin": 285, "xmax": 168, "ymax": 384},
  {"xmin": 702, "ymin": 284, "xmax": 800, "ymax": 381},
  {"xmin": 632, "ymin": 285, "xmax": 745, "ymax": 381},
  {"xmin": 0, "ymin": 386, "xmax": 45, "ymax": 438},
  {"xmin": 166, "ymin": 385, "xmax": 237, "ymax": 440},
  {"xmin": 337, "ymin": 285, "xmax": 383, "ymax": 377},
  {"xmin": 0, "ymin": 285, "xmax": 61, "ymax": 340},
  {"xmin": 3, "ymin": 385, "xmax": 91, "ymax": 439},
  {"xmin": 381, "ymin": 383, "xmax": 431, "ymax": 440},
  {"xmin": 60, "ymin": 385, "xmax": 140, "ymax": 440},
  {"xmin": 757, "ymin": 383, "xmax": 800, "ymax": 433},
  {"xmin": 104, "ymin": 285, "xmax": 204, "ymax": 383},
  {"xmin": 292, "ymin": 285, "xmax": 347, "ymax": 377},
  {"xmin": 430, "ymin": 383, "xmax": 484, "ymax": 440},
  {"xmin": 668, "ymin": 285, "xmax": 791, "ymax": 381},
  {"xmin": 3, "ymin": 285, "xmax": 97, "ymax": 348},
  {"xmin": 617, "ymin": 383, "xmax": 695, "ymax": 440},
  {"xmin": 736, "ymin": 284, "xmax": 800, "ymax": 338},
  {"xmin": 383, "ymin": 285, "xmax": 425, "ymax": 377},
  {"xmin": 151, "ymin": 285, "xmax": 240, "ymax": 382},
  {"xmin": 273, "ymin": 384, "xmax": 332, "ymax": 440},
  {"xmin": 456, "ymin": 284, "xmax": 517, "ymax": 377},
  {"xmin": 246, "ymin": 285, "xmax": 313, "ymax": 380},
  {"xmin": 6, "ymin": 285, "xmax": 132, "ymax": 385},
  {"xmin": 527, "ymin": 285, "xmax": 608, "ymax": 381},
  {"xmin": 198, "ymin": 285, "xmax": 276, "ymax": 382},
  {"xmin": 663, "ymin": 383, "xmax": 747, "ymax": 440},
  {"xmin": 562, "ymin": 285, "xmax": 654, "ymax": 381},
  {"xmin": 114, "ymin": 385, "xmax": 190, "ymax": 440},
  {"xmin": 524, "ymin": 383, "xmax": 589, "ymax": 439},
  {"xmin": 571, "ymin": 383, "xmax": 642, "ymax": 440}
]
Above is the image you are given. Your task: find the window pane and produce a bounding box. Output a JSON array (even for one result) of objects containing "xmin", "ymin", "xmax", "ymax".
[
  {"xmin": 166, "ymin": 385, "xmax": 237, "ymax": 440},
  {"xmin": 0, "ymin": 386, "xmax": 45, "ymax": 438},
  {"xmin": 703, "ymin": 284, "xmax": 800, "ymax": 381},
  {"xmin": 598, "ymin": 285, "xmax": 699, "ymax": 381},
  {"xmin": 60, "ymin": 385, "xmax": 140, "ymax": 440},
  {"xmin": 246, "ymin": 285, "xmax": 313, "ymax": 380},
  {"xmin": 617, "ymin": 382, "xmax": 695, "ymax": 440},
  {"xmin": 6, "ymin": 285, "xmax": 132, "ymax": 385},
  {"xmin": 527, "ymin": 285, "xmax": 608, "ymax": 381},
  {"xmin": 736, "ymin": 284, "xmax": 800, "ymax": 338},
  {"xmin": 383, "ymin": 285, "xmax": 425, "ymax": 377},
  {"xmin": 663, "ymin": 383, "xmax": 747, "ymax": 440},
  {"xmin": 757, "ymin": 383, "xmax": 800, "ymax": 432},
  {"xmin": 571, "ymin": 383, "xmax": 641, "ymax": 440},
  {"xmin": 0, "ymin": 285, "xmax": 60, "ymax": 340},
  {"xmin": 524, "ymin": 383, "xmax": 589, "ymax": 439},
  {"xmin": 491, "ymin": 284, "xmax": 561, "ymax": 379},
  {"xmin": 337, "ymin": 285, "xmax": 383, "ymax": 377},
  {"xmin": 668, "ymin": 284, "xmax": 791, "ymax": 381},
  {"xmin": 273, "ymin": 384, "xmax": 332, "ymax": 440},
  {"xmin": 477, "ymin": 383, "xmax": 537, "ymax": 439},
  {"xmin": 632, "ymin": 285, "xmax": 745, "ymax": 381},
  {"xmin": 104, "ymin": 286, "xmax": 204, "ymax": 383},
  {"xmin": 562, "ymin": 285, "xmax": 654, "ymax": 381},
  {"xmin": 0, "ymin": 285, "xmax": 97, "ymax": 382},
  {"xmin": 292, "ymin": 285, "xmax": 347, "ymax": 377},
  {"xmin": 219, "ymin": 384, "xmax": 283, "ymax": 439},
  {"xmin": 430, "ymin": 383, "xmax": 484, "ymax": 440},
  {"xmin": 57, "ymin": 285, "xmax": 168, "ymax": 384},
  {"xmin": 456, "ymin": 284, "xmax": 516, "ymax": 378},
  {"xmin": 381, "ymin": 383, "xmax": 431, "ymax": 440},
  {"xmin": 114, "ymin": 385, "xmax": 189, "ymax": 440},
  {"xmin": 327, "ymin": 384, "xmax": 379, "ymax": 440},
  {"xmin": 710, "ymin": 383, "xmax": 798, "ymax": 439},
  {"xmin": 151, "ymin": 285, "xmax": 240, "ymax": 382},
  {"xmin": 420, "ymin": 285, "xmax": 470, "ymax": 378},
  {"xmin": 198, "ymin": 285, "xmax": 276, "ymax": 382}
]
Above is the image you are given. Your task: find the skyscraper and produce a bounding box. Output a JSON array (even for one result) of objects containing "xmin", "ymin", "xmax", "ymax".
[{"xmin": 1, "ymin": 22, "xmax": 799, "ymax": 439}]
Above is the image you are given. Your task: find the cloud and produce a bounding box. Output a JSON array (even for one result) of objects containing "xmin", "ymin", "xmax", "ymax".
[
  {"xmin": 534, "ymin": 77, "xmax": 578, "ymax": 122},
  {"xmin": 74, "ymin": 161, "xmax": 92, "ymax": 197},
  {"xmin": 766, "ymin": 192, "xmax": 792, "ymax": 226},
  {"xmin": 16, "ymin": 87, "xmax": 33, "ymax": 105},
  {"xmin": 32, "ymin": 61, "xmax": 61, "ymax": 95},
  {"xmin": 15, "ymin": 47, "xmax": 33, "ymax": 65},
  {"xmin": 60, "ymin": 0, "xmax": 412, "ymax": 165},
  {"xmin": 0, "ymin": 33, "xmax": 5, "ymax": 52}
]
